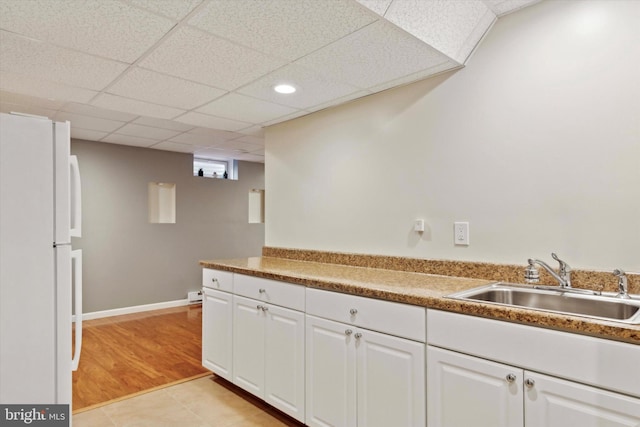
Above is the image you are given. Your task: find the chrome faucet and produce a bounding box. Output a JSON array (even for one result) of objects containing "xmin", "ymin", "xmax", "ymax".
[
  {"xmin": 525, "ymin": 253, "xmax": 572, "ymax": 289},
  {"xmin": 613, "ymin": 269, "xmax": 630, "ymax": 299}
]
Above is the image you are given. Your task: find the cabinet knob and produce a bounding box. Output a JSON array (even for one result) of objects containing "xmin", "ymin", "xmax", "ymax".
[
  {"xmin": 262, "ymin": 306, "xmax": 269, "ymax": 311},
  {"xmin": 256, "ymin": 304, "xmax": 262, "ymax": 310},
  {"xmin": 345, "ymin": 329, "xmax": 353, "ymax": 335},
  {"xmin": 212, "ymin": 278, "xmax": 219, "ymax": 286},
  {"xmin": 505, "ymin": 374, "xmax": 516, "ymax": 383},
  {"xmin": 259, "ymin": 288, "xmax": 266, "ymax": 294},
  {"xmin": 354, "ymin": 333, "xmax": 362, "ymax": 339},
  {"xmin": 525, "ymin": 378, "xmax": 535, "ymax": 388},
  {"xmin": 349, "ymin": 308, "xmax": 358, "ymax": 315}
]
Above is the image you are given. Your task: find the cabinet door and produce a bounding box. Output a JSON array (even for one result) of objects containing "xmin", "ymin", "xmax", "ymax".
[
  {"xmin": 357, "ymin": 328, "xmax": 425, "ymax": 427},
  {"xmin": 306, "ymin": 315, "xmax": 356, "ymax": 427},
  {"xmin": 427, "ymin": 346, "xmax": 523, "ymax": 427},
  {"xmin": 232, "ymin": 295, "xmax": 265, "ymax": 398},
  {"xmin": 202, "ymin": 288, "xmax": 233, "ymax": 381},
  {"xmin": 525, "ymin": 371, "xmax": 640, "ymax": 427},
  {"xmin": 264, "ymin": 304, "xmax": 305, "ymax": 422}
]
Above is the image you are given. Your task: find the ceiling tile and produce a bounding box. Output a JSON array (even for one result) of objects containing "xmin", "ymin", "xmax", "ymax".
[
  {"xmin": 174, "ymin": 111, "xmax": 251, "ymax": 132},
  {"xmin": 238, "ymin": 64, "xmax": 363, "ymax": 109},
  {"xmin": 261, "ymin": 110, "xmax": 311, "ymax": 127},
  {"xmin": 193, "ymin": 147, "xmax": 233, "ymax": 160},
  {"xmin": 0, "ymin": 71, "xmax": 98, "ymax": 104},
  {"xmin": 139, "ymin": 27, "xmax": 287, "ymax": 90},
  {"xmin": 237, "ymin": 125, "xmax": 266, "ymax": 138},
  {"xmin": 54, "ymin": 111, "xmax": 125, "ymax": 133},
  {"xmin": 129, "ymin": 0, "xmax": 203, "ymax": 20},
  {"xmin": 61, "ymin": 102, "xmax": 140, "ymax": 122},
  {"xmin": 0, "ymin": 102, "xmax": 56, "ymax": 119},
  {"xmin": 188, "ymin": 127, "xmax": 242, "ymax": 138},
  {"xmin": 115, "ymin": 123, "xmax": 181, "ymax": 140},
  {"xmin": 0, "ymin": 0, "xmax": 176, "ymax": 63},
  {"xmin": 234, "ymin": 152, "xmax": 265, "ymax": 163},
  {"xmin": 150, "ymin": 141, "xmax": 200, "ymax": 153},
  {"xmin": 132, "ymin": 116, "xmax": 194, "ymax": 132},
  {"xmin": 170, "ymin": 129, "xmax": 239, "ymax": 146},
  {"xmin": 102, "ymin": 133, "xmax": 158, "ymax": 148},
  {"xmin": 197, "ymin": 93, "xmax": 299, "ymax": 124},
  {"xmin": 70, "ymin": 128, "xmax": 109, "ymax": 141},
  {"xmin": 92, "ymin": 93, "xmax": 185, "ymax": 120},
  {"xmin": 213, "ymin": 139, "xmax": 264, "ymax": 153},
  {"xmin": 189, "ymin": 0, "xmax": 377, "ymax": 61},
  {"xmin": 355, "ymin": 0, "xmax": 393, "ymax": 16},
  {"xmin": 295, "ymin": 20, "xmax": 452, "ymax": 89},
  {"xmin": 109, "ymin": 67, "xmax": 227, "ymax": 110},
  {"xmin": 233, "ymin": 135, "xmax": 264, "ymax": 146},
  {"xmin": 384, "ymin": 0, "xmax": 495, "ymax": 64},
  {"xmin": 0, "ymin": 90, "xmax": 67, "ymax": 109},
  {"xmin": 0, "ymin": 31, "xmax": 128, "ymax": 91}
]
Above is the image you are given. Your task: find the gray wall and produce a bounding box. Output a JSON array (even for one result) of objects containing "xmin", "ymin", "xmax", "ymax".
[{"xmin": 71, "ymin": 139, "xmax": 265, "ymax": 313}]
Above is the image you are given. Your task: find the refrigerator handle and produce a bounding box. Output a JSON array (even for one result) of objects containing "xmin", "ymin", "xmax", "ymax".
[
  {"xmin": 71, "ymin": 250, "xmax": 83, "ymax": 371},
  {"xmin": 70, "ymin": 155, "xmax": 82, "ymax": 238}
]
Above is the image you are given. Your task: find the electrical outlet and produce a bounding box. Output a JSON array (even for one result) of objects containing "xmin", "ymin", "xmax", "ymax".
[{"xmin": 454, "ymin": 222, "xmax": 469, "ymax": 245}]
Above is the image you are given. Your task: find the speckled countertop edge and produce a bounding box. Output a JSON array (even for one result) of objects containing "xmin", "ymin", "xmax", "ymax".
[{"xmin": 200, "ymin": 257, "xmax": 640, "ymax": 345}]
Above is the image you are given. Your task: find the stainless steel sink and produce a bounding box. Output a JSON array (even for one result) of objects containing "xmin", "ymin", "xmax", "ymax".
[{"xmin": 449, "ymin": 283, "xmax": 640, "ymax": 324}]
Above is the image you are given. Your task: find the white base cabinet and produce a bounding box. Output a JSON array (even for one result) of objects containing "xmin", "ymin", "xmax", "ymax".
[
  {"xmin": 202, "ymin": 287, "xmax": 233, "ymax": 381},
  {"xmin": 233, "ymin": 294, "xmax": 306, "ymax": 422},
  {"xmin": 305, "ymin": 287, "xmax": 426, "ymax": 427}
]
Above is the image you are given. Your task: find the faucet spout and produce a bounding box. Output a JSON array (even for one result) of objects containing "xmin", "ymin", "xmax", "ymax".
[{"xmin": 525, "ymin": 253, "xmax": 572, "ymax": 289}]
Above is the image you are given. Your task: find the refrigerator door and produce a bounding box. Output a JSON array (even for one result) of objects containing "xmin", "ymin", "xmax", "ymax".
[
  {"xmin": 71, "ymin": 249, "xmax": 83, "ymax": 372},
  {"xmin": 54, "ymin": 120, "xmax": 71, "ymax": 244},
  {"xmin": 69, "ymin": 155, "xmax": 82, "ymax": 238},
  {"xmin": 56, "ymin": 245, "xmax": 73, "ymax": 403}
]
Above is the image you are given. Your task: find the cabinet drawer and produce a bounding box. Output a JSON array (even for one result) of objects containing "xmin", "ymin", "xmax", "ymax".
[
  {"xmin": 234, "ymin": 274, "xmax": 305, "ymax": 311},
  {"xmin": 202, "ymin": 268, "xmax": 233, "ymax": 292},
  {"xmin": 306, "ymin": 288, "xmax": 425, "ymax": 342}
]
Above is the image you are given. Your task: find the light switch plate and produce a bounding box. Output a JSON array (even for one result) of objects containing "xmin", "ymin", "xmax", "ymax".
[{"xmin": 454, "ymin": 222, "xmax": 469, "ymax": 245}]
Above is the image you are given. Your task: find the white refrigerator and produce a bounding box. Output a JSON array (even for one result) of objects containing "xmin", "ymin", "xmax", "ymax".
[{"xmin": 0, "ymin": 112, "xmax": 83, "ymax": 407}]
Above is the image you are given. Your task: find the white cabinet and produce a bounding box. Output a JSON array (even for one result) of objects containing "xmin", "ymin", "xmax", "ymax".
[
  {"xmin": 427, "ymin": 310, "xmax": 640, "ymax": 427},
  {"xmin": 525, "ymin": 372, "xmax": 640, "ymax": 427},
  {"xmin": 202, "ymin": 270, "xmax": 233, "ymax": 381},
  {"xmin": 427, "ymin": 346, "xmax": 524, "ymax": 427},
  {"xmin": 306, "ymin": 288, "xmax": 426, "ymax": 427},
  {"xmin": 232, "ymin": 294, "xmax": 305, "ymax": 422}
]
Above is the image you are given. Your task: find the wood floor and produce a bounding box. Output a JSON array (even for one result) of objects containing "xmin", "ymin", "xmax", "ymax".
[{"xmin": 72, "ymin": 304, "xmax": 209, "ymax": 411}]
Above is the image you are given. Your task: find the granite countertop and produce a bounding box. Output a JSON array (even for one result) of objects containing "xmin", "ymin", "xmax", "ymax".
[{"xmin": 200, "ymin": 256, "xmax": 640, "ymax": 345}]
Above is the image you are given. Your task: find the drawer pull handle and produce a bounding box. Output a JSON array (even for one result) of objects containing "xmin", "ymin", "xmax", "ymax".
[
  {"xmin": 262, "ymin": 306, "xmax": 269, "ymax": 311},
  {"xmin": 345, "ymin": 329, "xmax": 353, "ymax": 336},
  {"xmin": 259, "ymin": 288, "xmax": 266, "ymax": 294},
  {"xmin": 354, "ymin": 333, "xmax": 362, "ymax": 339},
  {"xmin": 525, "ymin": 378, "xmax": 535, "ymax": 388},
  {"xmin": 349, "ymin": 308, "xmax": 358, "ymax": 315},
  {"xmin": 256, "ymin": 304, "xmax": 262, "ymax": 310},
  {"xmin": 505, "ymin": 374, "xmax": 516, "ymax": 383}
]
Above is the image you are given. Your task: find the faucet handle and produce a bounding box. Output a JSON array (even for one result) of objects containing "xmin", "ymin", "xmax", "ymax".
[{"xmin": 551, "ymin": 253, "xmax": 571, "ymax": 274}]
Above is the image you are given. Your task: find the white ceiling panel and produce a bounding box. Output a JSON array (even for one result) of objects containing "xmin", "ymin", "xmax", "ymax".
[
  {"xmin": 129, "ymin": 0, "xmax": 204, "ymax": 21},
  {"xmin": 0, "ymin": 0, "xmax": 176, "ymax": 63},
  {"xmin": 174, "ymin": 111, "xmax": 252, "ymax": 132},
  {"xmin": 61, "ymin": 102, "xmax": 140, "ymax": 122},
  {"xmin": 355, "ymin": 0, "xmax": 392, "ymax": 16},
  {"xmin": 238, "ymin": 64, "xmax": 363, "ymax": 109},
  {"xmin": 193, "ymin": 147, "xmax": 233, "ymax": 160},
  {"xmin": 197, "ymin": 93, "xmax": 299, "ymax": 124},
  {"xmin": 132, "ymin": 116, "xmax": 195, "ymax": 132},
  {"xmin": 108, "ymin": 67, "xmax": 227, "ymax": 110},
  {"xmin": 0, "ymin": 72, "xmax": 98, "ymax": 104},
  {"xmin": 234, "ymin": 152, "xmax": 265, "ymax": 162},
  {"xmin": 71, "ymin": 128, "xmax": 110, "ymax": 141},
  {"xmin": 139, "ymin": 27, "xmax": 287, "ymax": 90},
  {"xmin": 150, "ymin": 141, "xmax": 200, "ymax": 153},
  {"xmin": 0, "ymin": 0, "xmax": 539, "ymax": 164},
  {"xmin": 0, "ymin": 31, "xmax": 128, "ymax": 91},
  {"xmin": 295, "ymin": 20, "xmax": 452, "ymax": 89},
  {"xmin": 54, "ymin": 111, "xmax": 126, "ymax": 133},
  {"xmin": 189, "ymin": 0, "xmax": 377, "ymax": 61},
  {"xmin": 102, "ymin": 133, "xmax": 158, "ymax": 148},
  {"xmin": 384, "ymin": 0, "xmax": 495, "ymax": 64},
  {"xmin": 92, "ymin": 93, "xmax": 185, "ymax": 120},
  {"xmin": 115, "ymin": 123, "xmax": 182, "ymax": 140}
]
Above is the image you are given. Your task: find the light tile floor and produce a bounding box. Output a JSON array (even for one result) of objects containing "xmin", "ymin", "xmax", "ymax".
[{"xmin": 73, "ymin": 375, "xmax": 303, "ymax": 427}]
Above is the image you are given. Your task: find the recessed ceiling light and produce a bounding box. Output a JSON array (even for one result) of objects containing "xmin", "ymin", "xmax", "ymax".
[{"xmin": 274, "ymin": 84, "xmax": 296, "ymax": 94}]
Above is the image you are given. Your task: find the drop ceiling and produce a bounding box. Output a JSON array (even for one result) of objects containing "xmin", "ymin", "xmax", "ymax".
[{"xmin": 0, "ymin": 0, "xmax": 539, "ymax": 163}]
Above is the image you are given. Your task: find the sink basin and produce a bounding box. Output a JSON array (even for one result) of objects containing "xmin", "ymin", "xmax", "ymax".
[{"xmin": 449, "ymin": 283, "xmax": 640, "ymax": 324}]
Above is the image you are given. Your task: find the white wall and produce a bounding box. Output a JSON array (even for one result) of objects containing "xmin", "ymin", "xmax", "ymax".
[{"xmin": 265, "ymin": 0, "xmax": 640, "ymax": 271}]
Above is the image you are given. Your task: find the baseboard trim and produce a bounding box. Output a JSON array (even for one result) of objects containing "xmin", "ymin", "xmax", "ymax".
[{"xmin": 73, "ymin": 299, "xmax": 191, "ymax": 321}]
